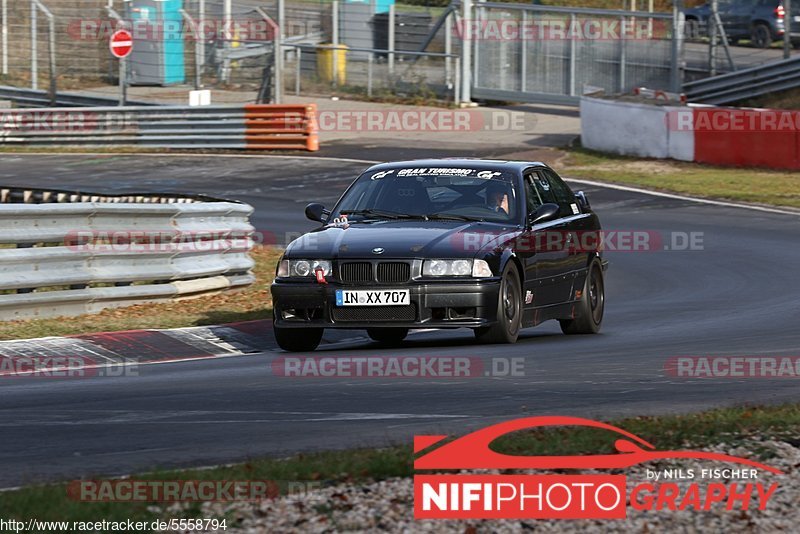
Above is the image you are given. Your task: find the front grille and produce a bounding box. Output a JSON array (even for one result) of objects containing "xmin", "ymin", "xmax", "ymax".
[
  {"xmin": 332, "ymin": 305, "xmax": 416, "ymax": 322},
  {"xmin": 377, "ymin": 262, "xmax": 411, "ymax": 283},
  {"xmin": 339, "ymin": 262, "xmax": 373, "ymax": 284}
]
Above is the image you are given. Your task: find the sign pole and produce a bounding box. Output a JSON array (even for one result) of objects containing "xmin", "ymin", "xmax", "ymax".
[{"xmin": 120, "ymin": 56, "xmax": 126, "ymax": 106}]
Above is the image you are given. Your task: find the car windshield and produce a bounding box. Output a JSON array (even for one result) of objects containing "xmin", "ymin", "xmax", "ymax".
[{"xmin": 333, "ymin": 167, "xmax": 520, "ymax": 223}]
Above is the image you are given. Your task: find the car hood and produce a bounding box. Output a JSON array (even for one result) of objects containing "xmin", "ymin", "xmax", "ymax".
[{"xmin": 285, "ymin": 220, "xmax": 521, "ymax": 259}]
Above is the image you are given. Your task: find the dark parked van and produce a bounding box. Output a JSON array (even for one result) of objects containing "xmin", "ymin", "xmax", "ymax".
[{"xmin": 683, "ymin": 0, "xmax": 800, "ymax": 48}]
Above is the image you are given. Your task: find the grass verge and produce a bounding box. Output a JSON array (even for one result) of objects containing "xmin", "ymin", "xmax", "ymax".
[
  {"xmin": 561, "ymin": 146, "xmax": 800, "ymax": 209},
  {"xmin": 0, "ymin": 403, "xmax": 797, "ymax": 524},
  {"xmin": 0, "ymin": 246, "xmax": 281, "ymax": 341}
]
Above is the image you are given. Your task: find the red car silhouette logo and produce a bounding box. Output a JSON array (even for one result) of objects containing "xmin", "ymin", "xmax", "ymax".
[{"xmin": 414, "ymin": 416, "xmax": 783, "ymax": 474}]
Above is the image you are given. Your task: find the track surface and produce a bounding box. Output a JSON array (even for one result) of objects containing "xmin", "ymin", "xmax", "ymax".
[{"xmin": 1, "ymin": 154, "xmax": 799, "ymax": 487}]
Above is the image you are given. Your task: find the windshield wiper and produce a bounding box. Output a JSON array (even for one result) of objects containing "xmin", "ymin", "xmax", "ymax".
[
  {"xmin": 340, "ymin": 209, "xmax": 428, "ymax": 220},
  {"xmin": 425, "ymin": 213, "xmax": 478, "ymax": 222}
]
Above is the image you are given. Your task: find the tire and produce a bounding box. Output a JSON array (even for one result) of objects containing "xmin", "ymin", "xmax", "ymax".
[
  {"xmin": 750, "ymin": 23, "xmax": 772, "ymax": 49},
  {"xmin": 367, "ymin": 328, "xmax": 409, "ymax": 345},
  {"xmin": 274, "ymin": 324, "xmax": 323, "ymax": 352},
  {"xmin": 559, "ymin": 259, "xmax": 605, "ymax": 335},
  {"xmin": 474, "ymin": 261, "xmax": 522, "ymax": 344}
]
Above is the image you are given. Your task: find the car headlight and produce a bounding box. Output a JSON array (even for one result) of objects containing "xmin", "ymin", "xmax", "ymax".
[
  {"xmin": 277, "ymin": 259, "xmax": 331, "ymax": 278},
  {"xmin": 422, "ymin": 259, "xmax": 493, "ymax": 278}
]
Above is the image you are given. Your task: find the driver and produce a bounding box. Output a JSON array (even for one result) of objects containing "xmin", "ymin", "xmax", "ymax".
[{"xmin": 486, "ymin": 181, "xmax": 510, "ymax": 215}]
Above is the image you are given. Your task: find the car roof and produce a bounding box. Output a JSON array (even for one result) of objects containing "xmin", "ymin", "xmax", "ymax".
[{"xmin": 364, "ymin": 159, "xmax": 550, "ymax": 173}]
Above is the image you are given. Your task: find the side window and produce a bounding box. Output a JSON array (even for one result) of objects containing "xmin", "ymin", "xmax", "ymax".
[
  {"xmin": 524, "ymin": 173, "xmax": 543, "ymax": 214},
  {"xmin": 543, "ymin": 169, "xmax": 578, "ymax": 217},
  {"xmin": 532, "ymin": 171, "xmax": 557, "ymax": 207}
]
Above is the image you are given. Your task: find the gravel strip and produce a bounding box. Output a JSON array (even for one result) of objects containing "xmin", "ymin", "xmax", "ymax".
[{"xmin": 157, "ymin": 437, "xmax": 799, "ymax": 533}]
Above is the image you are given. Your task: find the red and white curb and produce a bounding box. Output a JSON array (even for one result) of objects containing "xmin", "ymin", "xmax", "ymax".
[{"xmin": 0, "ymin": 320, "xmax": 273, "ymax": 377}]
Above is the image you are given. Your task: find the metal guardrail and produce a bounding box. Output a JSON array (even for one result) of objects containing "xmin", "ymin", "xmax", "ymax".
[
  {"xmin": 683, "ymin": 56, "xmax": 800, "ymax": 105},
  {"xmin": 0, "ymin": 86, "xmax": 154, "ymax": 108},
  {"xmin": 0, "ymin": 187, "xmax": 256, "ymax": 321},
  {"xmin": 0, "ymin": 103, "xmax": 319, "ymax": 151}
]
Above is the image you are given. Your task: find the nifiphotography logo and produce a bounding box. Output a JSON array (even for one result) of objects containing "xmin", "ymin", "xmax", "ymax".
[{"xmin": 413, "ymin": 416, "xmax": 782, "ymax": 519}]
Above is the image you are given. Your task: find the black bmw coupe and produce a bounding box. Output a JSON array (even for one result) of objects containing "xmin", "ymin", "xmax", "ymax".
[{"xmin": 270, "ymin": 159, "xmax": 607, "ymax": 351}]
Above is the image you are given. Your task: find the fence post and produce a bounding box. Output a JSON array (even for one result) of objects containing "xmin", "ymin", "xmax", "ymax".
[
  {"xmin": 180, "ymin": 8, "xmax": 201, "ymax": 89},
  {"xmin": 460, "ymin": 0, "xmax": 472, "ymax": 103},
  {"xmin": 2, "ymin": 0, "xmax": 7, "ymax": 75},
  {"xmin": 275, "ymin": 1, "xmax": 283, "ymax": 103},
  {"xmin": 619, "ymin": 15, "xmax": 626, "ymax": 92},
  {"xmin": 785, "ymin": 0, "xmax": 792, "ymax": 59},
  {"xmin": 569, "ymin": 12, "xmax": 576, "ymax": 96},
  {"xmin": 388, "ymin": 4, "xmax": 395, "ymax": 75},
  {"xmin": 672, "ymin": 0, "xmax": 683, "ymax": 92},
  {"xmin": 332, "ymin": 0, "xmax": 339, "ymax": 87},
  {"xmin": 445, "ymin": 11, "xmax": 452, "ymax": 89},
  {"xmin": 31, "ymin": 1, "xmax": 38, "ymax": 90},
  {"xmin": 520, "ymin": 9, "xmax": 527, "ymax": 93},
  {"xmin": 45, "ymin": 4, "xmax": 56, "ymax": 106},
  {"xmin": 295, "ymin": 47, "xmax": 302, "ymax": 95},
  {"xmin": 367, "ymin": 52, "xmax": 373, "ymax": 97}
]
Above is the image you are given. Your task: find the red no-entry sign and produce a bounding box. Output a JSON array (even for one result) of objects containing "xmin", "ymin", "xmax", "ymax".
[{"xmin": 109, "ymin": 29, "xmax": 133, "ymax": 59}]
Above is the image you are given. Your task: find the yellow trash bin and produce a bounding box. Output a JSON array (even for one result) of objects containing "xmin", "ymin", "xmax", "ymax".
[{"xmin": 316, "ymin": 44, "xmax": 347, "ymax": 85}]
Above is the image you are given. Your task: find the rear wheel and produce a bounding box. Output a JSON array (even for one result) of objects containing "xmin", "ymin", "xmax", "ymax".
[
  {"xmin": 367, "ymin": 328, "xmax": 409, "ymax": 345},
  {"xmin": 560, "ymin": 259, "xmax": 605, "ymax": 335},
  {"xmin": 274, "ymin": 324, "xmax": 323, "ymax": 352},
  {"xmin": 751, "ymin": 23, "xmax": 772, "ymax": 48},
  {"xmin": 474, "ymin": 262, "xmax": 522, "ymax": 344}
]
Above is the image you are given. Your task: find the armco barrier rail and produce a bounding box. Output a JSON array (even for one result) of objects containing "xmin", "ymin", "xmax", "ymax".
[
  {"xmin": 0, "ymin": 104, "xmax": 319, "ymax": 151},
  {"xmin": 0, "ymin": 85, "xmax": 154, "ymax": 108},
  {"xmin": 683, "ymin": 56, "xmax": 800, "ymax": 105},
  {"xmin": 0, "ymin": 187, "xmax": 256, "ymax": 320}
]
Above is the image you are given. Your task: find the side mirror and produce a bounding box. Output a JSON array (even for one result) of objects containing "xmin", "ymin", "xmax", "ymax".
[
  {"xmin": 529, "ymin": 203, "xmax": 560, "ymax": 225},
  {"xmin": 575, "ymin": 191, "xmax": 590, "ymax": 211},
  {"xmin": 305, "ymin": 202, "xmax": 329, "ymax": 223}
]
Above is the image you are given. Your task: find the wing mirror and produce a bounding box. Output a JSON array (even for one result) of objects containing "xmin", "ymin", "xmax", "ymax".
[
  {"xmin": 529, "ymin": 203, "xmax": 560, "ymax": 225},
  {"xmin": 305, "ymin": 202, "xmax": 329, "ymax": 223},
  {"xmin": 575, "ymin": 191, "xmax": 591, "ymax": 211}
]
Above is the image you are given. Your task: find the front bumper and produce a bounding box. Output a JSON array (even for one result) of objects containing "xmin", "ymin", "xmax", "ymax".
[{"xmin": 271, "ymin": 279, "xmax": 501, "ymax": 329}]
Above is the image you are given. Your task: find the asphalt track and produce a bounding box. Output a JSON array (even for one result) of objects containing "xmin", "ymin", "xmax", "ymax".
[{"xmin": 1, "ymin": 154, "xmax": 799, "ymax": 487}]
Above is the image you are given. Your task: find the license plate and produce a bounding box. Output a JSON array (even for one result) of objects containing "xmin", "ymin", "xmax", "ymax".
[{"xmin": 335, "ymin": 289, "xmax": 410, "ymax": 306}]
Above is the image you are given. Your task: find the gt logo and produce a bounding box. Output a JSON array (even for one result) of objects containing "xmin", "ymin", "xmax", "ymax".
[
  {"xmin": 477, "ymin": 171, "xmax": 502, "ymax": 179},
  {"xmin": 371, "ymin": 170, "xmax": 395, "ymax": 180}
]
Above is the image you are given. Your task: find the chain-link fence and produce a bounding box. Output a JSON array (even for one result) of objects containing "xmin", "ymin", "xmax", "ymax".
[{"xmin": 1, "ymin": 0, "xmax": 795, "ymax": 107}]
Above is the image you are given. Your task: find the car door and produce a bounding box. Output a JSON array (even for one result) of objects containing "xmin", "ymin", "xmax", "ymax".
[
  {"xmin": 540, "ymin": 169, "xmax": 594, "ymax": 304},
  {"xmin": 525, "ymin": 170, "xmax": 573, "ymax": 307},
  {"xmin": 726, "ymin": 0, "xmax": 757, "ymax": 37}
]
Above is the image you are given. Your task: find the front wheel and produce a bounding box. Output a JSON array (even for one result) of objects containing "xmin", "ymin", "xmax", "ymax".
[
  {"xmin": 274, "ymin": 324, "xmax": 323, "ymax": 352},
  {"xmin": 474, "ymin": 262, "xmax": 522, "ymax": 344},
  {"xmin": 559, "ymin": 259, "xmax": 605, "ymax": 335},
  {"xmin": 367, "ymin": 328, "xmax": 409, "ymax": 345}
]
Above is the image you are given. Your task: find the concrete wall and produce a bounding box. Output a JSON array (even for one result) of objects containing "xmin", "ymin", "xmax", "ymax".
[{"xmin": 580, "ymin": 97, "xmax": 693, "ymax": 162}]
